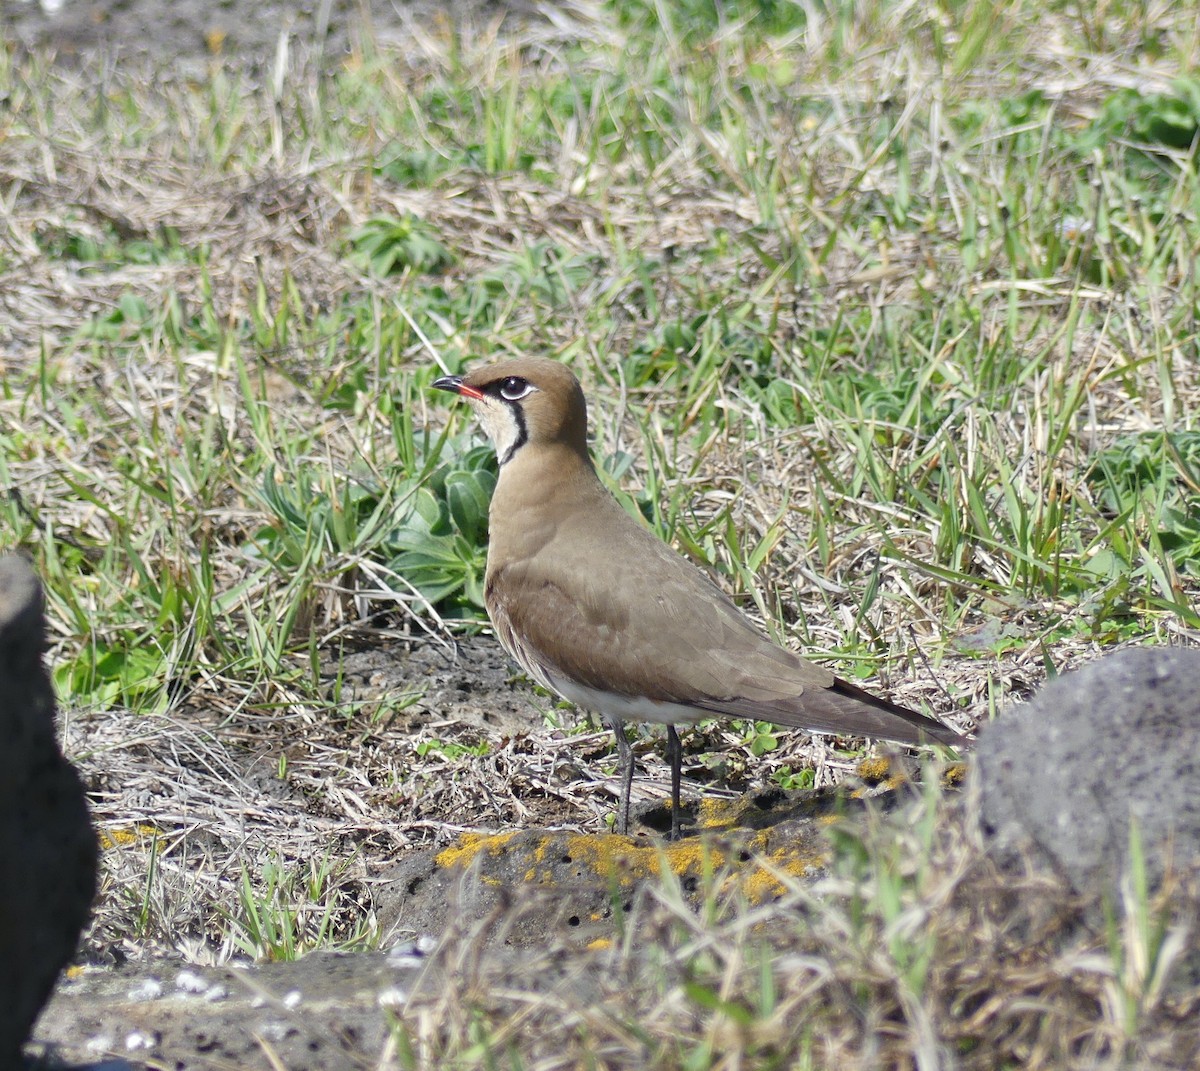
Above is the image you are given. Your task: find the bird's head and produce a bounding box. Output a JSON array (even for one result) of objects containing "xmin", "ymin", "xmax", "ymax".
[{"xmin": 433, "ymin": 357, "xmax": 590, "ymax": 466}]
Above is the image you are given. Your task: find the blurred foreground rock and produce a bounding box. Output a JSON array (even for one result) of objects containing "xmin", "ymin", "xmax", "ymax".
[
  {"xmin": 0, "ymin": 556, "xmax": 97, "ymax": 1066},
  {"xmin": 976, "ymin": 646, "xmax": 1200, "ymax": 893},
  {"xmin": 34, "ymin": 949, "xmax": 435, "ymax": 1071}
]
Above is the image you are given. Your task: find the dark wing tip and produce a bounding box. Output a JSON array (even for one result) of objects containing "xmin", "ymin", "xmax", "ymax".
[
  {"xmin": 829, "ymin": 677, "xmax": 970, "ymax": 748},
  {"xmin": 693, "ymin": 675, "xmax": 971, "ymax": 748}
]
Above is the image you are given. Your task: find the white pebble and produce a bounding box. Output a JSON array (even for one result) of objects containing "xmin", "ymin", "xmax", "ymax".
[
  {"xmin": 127, "ymin": 979, "xmax": 163, "ymax": 1001},
  {"xmin": 377, "ymin": 986, "xmax": 407, "ymax": 1008},
  {"xmin": 257, "ymin": 1020, "xmax": 291, "ymax": 1042},
  {"xmin": 388, "ymin": 935, "xmax": 437, "ymax": 965},
  {"xmin": 174, "ymin": 970, "xmax": 208, "ymax": 994}
]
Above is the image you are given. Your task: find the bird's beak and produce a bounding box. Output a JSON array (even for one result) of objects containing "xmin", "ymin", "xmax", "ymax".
[{"xmin": 433, "ymin": 374, "xmax": 485, "ymax": 401}]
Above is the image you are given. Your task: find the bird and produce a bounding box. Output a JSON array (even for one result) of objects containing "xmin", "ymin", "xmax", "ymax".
[{"xmin": 432, "ymin": 357, "xmax": 966, "ymax": 838}]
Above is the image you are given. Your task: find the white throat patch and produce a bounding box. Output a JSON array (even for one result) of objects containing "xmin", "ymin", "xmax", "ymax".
[{"xmin": 473, "ymin": 397, "xmax": 527, "ymax": 465}]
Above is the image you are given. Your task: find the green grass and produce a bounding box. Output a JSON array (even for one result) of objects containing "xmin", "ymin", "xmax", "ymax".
[{"xmin": 4, "ymin": 0, "xmax": 1200, "ymax": 1065}]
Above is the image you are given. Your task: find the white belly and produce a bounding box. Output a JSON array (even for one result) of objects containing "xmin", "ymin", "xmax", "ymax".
[{"xmin": 544, "ymin": 673, "xmax": 705, "ymax": 726}]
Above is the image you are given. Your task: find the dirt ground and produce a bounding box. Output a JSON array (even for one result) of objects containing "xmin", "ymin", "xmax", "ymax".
[{"xmin": 42, "ymin": 621, "xmax": 884, "ymax": 1069}]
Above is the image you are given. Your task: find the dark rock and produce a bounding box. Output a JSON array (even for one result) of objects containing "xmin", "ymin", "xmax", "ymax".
[
  {"xmin": 975, "ymin": 646, "xmax": 1200, "ymax": 894},
  {"xmin": 0, "ymin": 555, "xmax": 97, "ymax": 1066}
]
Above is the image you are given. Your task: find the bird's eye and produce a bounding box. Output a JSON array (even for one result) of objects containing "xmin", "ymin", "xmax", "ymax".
[{"xmin": 497, "ymin": 376, "xmax": 534, "ymax": 402}]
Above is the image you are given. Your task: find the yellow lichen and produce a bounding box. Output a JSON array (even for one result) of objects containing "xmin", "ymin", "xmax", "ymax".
[
  {"xmin": 726, "ymin": 835, "xmax": 827, "ymax": 903},
  {"xmin": 99, "ymin": 824, "xmax": 160, "ymax": 851},
  {"xmin": 697, "ymin": 797, "xmax": 743, "ymax": 829},
  {"xmin": 433, "ymin": 826, "xmax": 824, "ymax": 902},
  {"xmin": 942, "ymin": 762, "xmax": 967, "ymax": 787},
  {"xmin": 434, "ymin": 830, "xmax": 519, "ymax": 869},
  {"xmin": 662, "ymin": 838, "xmax": 727, "ymax": 876},
  {"xmin": 738, "ymin": 865, "xmax": 788, "ymax": 903},
  {"xmin": 561, "ymin": 834, "xmax": 654, "ymax": 881},
  {"xmin": 586, "ymin": 938, "xmax": 613, "ymax": 952},
  {"xmin": 856, "ymin": 756, "xmax": 894, "ymax": 784}
]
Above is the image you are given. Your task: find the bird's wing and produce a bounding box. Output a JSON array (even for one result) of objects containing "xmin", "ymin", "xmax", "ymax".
[{"xmin": 486, "ymin": 516, "xmax": 963, "ymax": 747}]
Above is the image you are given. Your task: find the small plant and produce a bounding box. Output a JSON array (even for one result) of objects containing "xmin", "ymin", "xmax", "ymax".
[
  {"xmin": 1087, "ymin": 432, "xmax": 1200, "ymax": 577},
  {"xmin": 462, "ymin": 242, "xmax": 599, "ymax": 325},
  {"xmin": 33, "ymin": 218, "xmax": 187, "ymax": 267},
  {"xmin": 1101, "ymin": 822, "xmax": 1186, "ymax": 1038},
  {"xmin": 75, "ymin": 292, "xmax": 157, "ymax": 342},
  {"xmin": 1085, "ymin": 77, "xmax": 1200, "ymax": 155},
  {"xmin": 224, "ymin": 852, "xmax": 379, "ymax": 962},
  {"xmin": 772, "ymin": 765, "xmax": 815, "ymax": 790},
  {"xmin": 53, "ymin": 634, "xmax": 170, "ymax": 712},
  {"xmin": 415, "ymin": 737, "xmax": 491, "ymax": 760},
  {"xmin": 743, "ymin": 720, "xmax": 781, "ymax": 757},
  {"xmin": 346, "ymin": 214, "xmax": 455, "ymax": 276},
  {"xmin": 382, "ymin": 442, "xmax": 497, "ymax": 614},
  {"xmin": 247, "ymin": 435, "xmax": 496, "ymax": 620}
]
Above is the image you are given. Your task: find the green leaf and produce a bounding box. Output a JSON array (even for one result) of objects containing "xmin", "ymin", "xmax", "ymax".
[
  {"xmin": 682, "ymin": 982, "xmax": 754, "ymax": 1027},
  {"xmin": 445, "ymin": 469, "xmax": 495, "ymax": 545}
]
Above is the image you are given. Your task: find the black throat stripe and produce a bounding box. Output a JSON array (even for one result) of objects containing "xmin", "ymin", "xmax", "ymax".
[{"xmin": 499, "ymin": 402, "xmax": 528, "ymax": 466}]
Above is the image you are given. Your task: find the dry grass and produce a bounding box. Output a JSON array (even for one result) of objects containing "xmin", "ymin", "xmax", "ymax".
[{"xmin": 3, "ymin": 0, "xmax": 1200, "ymax": 1064}]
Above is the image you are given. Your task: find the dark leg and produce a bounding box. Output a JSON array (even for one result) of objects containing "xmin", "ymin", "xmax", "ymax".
[
  {"xmin": 605, "ymin": 713, "xmax": 634, "ymax": 835},
  {"xmin": 666, "ymin": 724, "xmax": 682, "ymax": 840}
]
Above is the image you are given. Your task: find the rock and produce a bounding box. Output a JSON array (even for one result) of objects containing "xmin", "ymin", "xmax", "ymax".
[
  {"xmin": 975, "ymin": 646, "xmax": 1200, "ymax": 894},
  {"xmin": 0, "ymin": 555, "xmax": 97, "ymax": 1066},
  {"xmin": 31, "ymin": 950, "xmax": 437, "ymax": 1071},
  {"xmin": 375, "ymin": 783, "xmax": 897, "ymax": 945}
]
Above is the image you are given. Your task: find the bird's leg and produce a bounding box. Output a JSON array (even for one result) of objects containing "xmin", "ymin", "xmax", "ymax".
[
  {"xmin": 604, "ymin": 713, "xmax": 634, "ymax": 836},
  {"xmin": 665, "ymin": 724, "xmax": 684, "ymax": 839}
]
